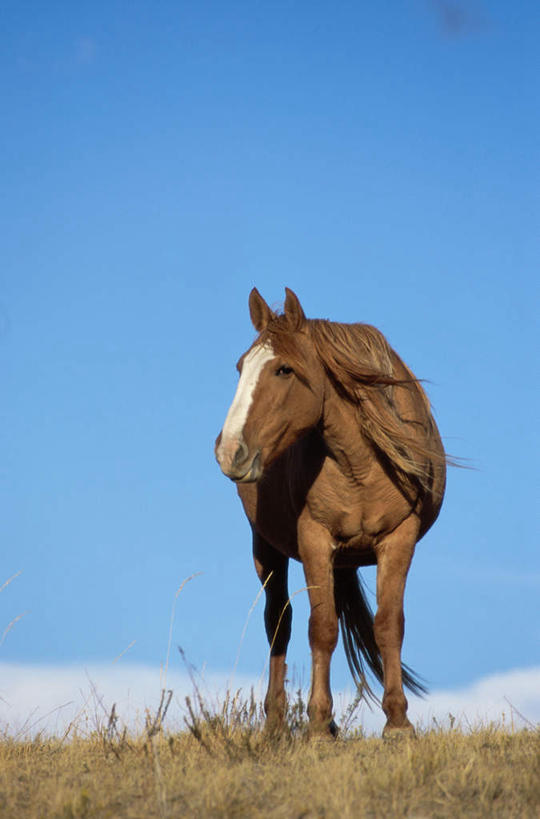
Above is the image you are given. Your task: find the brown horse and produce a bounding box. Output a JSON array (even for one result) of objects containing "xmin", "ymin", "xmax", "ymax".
[{"xmin": 215, "ymin": 288, "xmax": 446, "ymax": 737}]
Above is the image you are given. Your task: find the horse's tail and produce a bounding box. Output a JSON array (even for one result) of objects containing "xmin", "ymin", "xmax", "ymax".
[{"xmin": 333, "ymin": 567, "xmax": 428, "ymax": 702}]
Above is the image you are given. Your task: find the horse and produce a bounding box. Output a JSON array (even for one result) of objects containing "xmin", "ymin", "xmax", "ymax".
[{"xmin": 215, "ymin": 288, "xmax": 446, "ymax": 738}]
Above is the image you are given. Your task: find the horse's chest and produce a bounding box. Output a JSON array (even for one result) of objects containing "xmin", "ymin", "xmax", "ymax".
[
  {"xmin": 305, "ymin": 461, "xmax": 411, "ymax": 547},
  {"xmin": 237, "ymin": 451, "xmax": 413, "ymax": 559}
]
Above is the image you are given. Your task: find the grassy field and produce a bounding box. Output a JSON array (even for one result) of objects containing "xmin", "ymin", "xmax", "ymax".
[{"xmin": 0, "ymin": 689, "xmax": 538, "ymax": 818}]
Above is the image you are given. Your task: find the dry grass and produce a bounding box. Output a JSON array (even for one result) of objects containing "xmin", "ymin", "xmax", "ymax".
[
  {"xmin": 2, "ymin": 576, "xmax": 537, "ymax": 815},
  {"xmin": 0, "ymin": 688, "xmax": 538, "ymax": 818}
]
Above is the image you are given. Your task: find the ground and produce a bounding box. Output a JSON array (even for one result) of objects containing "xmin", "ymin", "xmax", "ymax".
[{"xmin": 0, "ymin": 691, "xmax": 538, "ymax": 818}]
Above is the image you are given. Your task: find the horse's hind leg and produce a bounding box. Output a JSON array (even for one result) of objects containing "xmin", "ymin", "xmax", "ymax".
[
  {"xmin": 374, "ymin": 515, "xmax": 419, "ymax": 737},
  {"xmin": 253, "ymin": 534, "xmax": 291, "ymax": 733}
]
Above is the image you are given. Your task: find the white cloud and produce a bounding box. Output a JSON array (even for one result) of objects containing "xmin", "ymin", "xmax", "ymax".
[
  {"xmin": 352, "ymin": 666, "xmax": 540, "ymax": 734},
  {"xmin": 0, "ymin": 662, "xmax": 538, "ymax": 739},
  {"xmin": 0, "ymin": 662, "xmax": 265, "ymax": 739},
  {"xmin": 408, "ymin": 667, "xmax": 540, "ymax": 730}
]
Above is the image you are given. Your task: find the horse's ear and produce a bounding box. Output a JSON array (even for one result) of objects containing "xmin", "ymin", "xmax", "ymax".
[
  {"xmin": 249, "ymin": 288, "xmax": 272, "ymax": 332},
  {"xmin": 284, "ymin": 287, "xmax": 306, "ymax": 331}
]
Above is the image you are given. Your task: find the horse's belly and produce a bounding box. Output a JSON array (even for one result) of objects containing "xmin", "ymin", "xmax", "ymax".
[{"xmin": 333, "ymin": 542, "xmax": 377, "ymax": 567}]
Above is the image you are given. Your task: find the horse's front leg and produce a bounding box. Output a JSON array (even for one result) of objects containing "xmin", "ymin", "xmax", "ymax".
[
  {"xmin": 374, "ymin": 516, "xmax": 418, "ymax": 737},
  {"xmin": 253, "ymin": 533, "xmax": 291, "ymax": 734},
  {"xmin": 298, "ymin": 517, "xmax": 338, "ymax": 737}
]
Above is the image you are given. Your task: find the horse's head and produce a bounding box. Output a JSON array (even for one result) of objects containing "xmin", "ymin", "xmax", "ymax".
[{"xmin": 215, "ymin": 288, "xmax": 325, "ymax": 482}]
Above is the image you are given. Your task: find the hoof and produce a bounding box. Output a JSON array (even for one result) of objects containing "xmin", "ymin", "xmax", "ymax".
[
  {"xmin": 308, "ymin": 719, "xmax": 339, "ymax": 741},
  {"xmin": 382, "ymin": 723, "xmax": 416, "ymax": 742},
  {"xmin": 263, "ymin": 716, "xmax": 287, "ymax": 739}
]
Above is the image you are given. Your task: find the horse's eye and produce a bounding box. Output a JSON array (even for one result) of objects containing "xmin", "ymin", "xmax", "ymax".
[{"xmin": 276, "ymin": 365, "xmax": 294, "ymax": 376}]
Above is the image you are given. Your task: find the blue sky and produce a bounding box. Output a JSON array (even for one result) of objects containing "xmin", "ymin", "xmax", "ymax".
[{"xmin": 1, "ymin": 0, "xmax": 538, "ymax": 718}]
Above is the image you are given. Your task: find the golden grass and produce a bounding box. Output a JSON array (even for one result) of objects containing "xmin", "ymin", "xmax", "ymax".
[{"xmin": 0, "ymin": 690, "xmax": 538, "ymax": 818}]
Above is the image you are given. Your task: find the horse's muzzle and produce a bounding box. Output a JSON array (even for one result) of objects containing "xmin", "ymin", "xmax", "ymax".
[
  {"xmin": 230, "ymin": 450, "xmax": 262, "ymax": 483},
  {"xmin": 215, "ymin": 434, "xmax": 262, "ymax": 483}
]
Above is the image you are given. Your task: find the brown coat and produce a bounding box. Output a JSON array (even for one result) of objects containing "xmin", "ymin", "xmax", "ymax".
[{"xmin": 216, "ymin": 288, "xmax": 447, "ymax": 737}]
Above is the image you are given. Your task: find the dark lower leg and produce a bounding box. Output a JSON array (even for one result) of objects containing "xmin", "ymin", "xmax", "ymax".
[
  {"xmin": 263, "ymin": 600, "xmax": 291, "ymax": 730},
  {"xmin": 253, "ymin": 540, "xmax": 291, "ymax": 731}
]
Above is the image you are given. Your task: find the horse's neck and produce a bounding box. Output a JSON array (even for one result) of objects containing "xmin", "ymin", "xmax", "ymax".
[{"xmin": 320, "ymin": 388, "xmax": 373, "ymax": 484}]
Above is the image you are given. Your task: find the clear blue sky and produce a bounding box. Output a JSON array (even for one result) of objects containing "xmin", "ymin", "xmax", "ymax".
[{"xmin": 1, "ymin": 0, "xmax": 538, "ymax": 694}]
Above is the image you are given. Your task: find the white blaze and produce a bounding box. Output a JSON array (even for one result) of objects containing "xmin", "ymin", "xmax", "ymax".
[{"xmin": 220, "ymin": 342, "xmax": 274, "ymax": 449}]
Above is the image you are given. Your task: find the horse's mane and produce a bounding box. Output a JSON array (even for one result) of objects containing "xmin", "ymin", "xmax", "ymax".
[{"xmin": 260, "ymin": 314, "xmax": 446, "ymax": 492}]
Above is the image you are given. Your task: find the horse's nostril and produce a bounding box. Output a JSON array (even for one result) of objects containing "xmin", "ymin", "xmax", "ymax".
[{"xmin": 232, "ymin": 440, "xmax": 249, "ymax": 469}]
